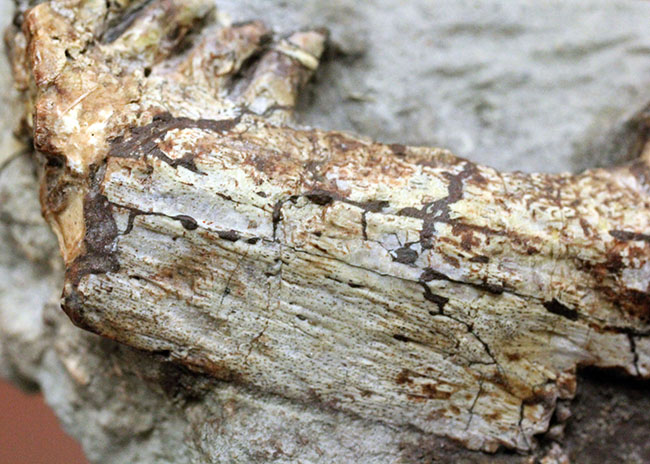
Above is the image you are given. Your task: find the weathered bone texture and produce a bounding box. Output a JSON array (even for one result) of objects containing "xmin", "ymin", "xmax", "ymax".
[{"xmin": 7, "ymin": 0, "xmax": 650, "ymax": 453}]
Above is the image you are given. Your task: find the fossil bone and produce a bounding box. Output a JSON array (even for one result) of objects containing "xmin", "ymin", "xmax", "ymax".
[{"xmin": 7, "ymin": 0, "xmax": 650, "ymax": 452}]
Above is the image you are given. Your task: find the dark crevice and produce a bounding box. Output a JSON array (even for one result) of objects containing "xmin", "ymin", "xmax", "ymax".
[
  {"xmin": 577, "ymin": 365, "xmax": 650, "ymax": 390},
  {"xmin": 421, "ymin": 267, "xmax": 505, "ymax": 295},
  {"xmin": 543, "ymin": 299, "xmax": 579, "ymax": 321},
  {"xmin": 166, "ymin": 9, "xmax": 216, "ymax": 59},
  {"xmin": 419, "ymin": 282, "xmax": 449, "ymax": 312},
  {"xmin": 273, "ymin": 189, "xmax": 388, "ymax": 242},
  {"xmin": 418, "ymin": 280, "xmax": 501, "ymax": 371},
  {"xmin": 217, "ymin": 229, "xmax": 241, "ymax": 242},
  {"xmin": 176, "ymin": 215, "xmax": 198, "ymax": 231},
  {"xmin": 361, "ymin": 210, "xmax": 368, "ymax": 240},
  {"xmin": 272, "ymin": 196, "xmax": 299, "ymax": 240},
  {"xmin": 153, "ymin": 349, "xmax": 172, "ymax": 358},
  {"xmin": 226, "ymin": 34, "xmax": 273, "ymax": 97},
  {"xmin": 589, "ymin": 323, "xmax": 650, "ymax": 338},
  {"xmin": 303, "ymin": 188, "xmax": 389, "ymax": 213},
  {"xmin": 108, "ymin": 113, "xmax": 241, "ymax": 174},
  {"xmin": 628, "ymin": 334, "xmax": 641, "ymax": 377},
  {"xmin": 101, "ymin": 0, "xmax": 156, "ymax": 44},
  {"xmin": 465, "ymin": 379, "xmax": 484, "ymax": 431},
  {"xmin": 397, "ymin": 162, "xmax": 486, "ymax": 250},
  {"xmin": 120, "ymin": 206, "xmax": 200, "ymax": 236},
  {"xmin": 517, "ymin": 400, "xmax": 531, "ymax": 449},
  {"xmin": 392, "ymin": 246, "xmax": 418, "ymax": 265},
  {"xmin": 610, "ymin": 229, "xmax": 650, "ymax": 243},
  {"xmin": 63, "ymin": 163, "xmax": 120, "ymax": 332}
]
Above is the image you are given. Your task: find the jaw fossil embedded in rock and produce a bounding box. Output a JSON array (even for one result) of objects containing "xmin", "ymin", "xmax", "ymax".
[{"xmin": 6, "ymin": 0, "xmax": 650, "ymax": 453}]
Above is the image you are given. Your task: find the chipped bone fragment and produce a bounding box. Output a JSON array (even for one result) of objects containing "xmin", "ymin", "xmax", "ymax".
[{"xmin": 9, "ymin": 0, "xmax": 650, "ymax": 453}]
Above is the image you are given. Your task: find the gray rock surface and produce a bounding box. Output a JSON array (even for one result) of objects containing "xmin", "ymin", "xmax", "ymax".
[
  {"xmin": 216, "ymin": 0, "xmax": 650, "ymax": 173},
  {"xmin": 1, "ymin": 0, "xmax": 650, "ymax": 462}
]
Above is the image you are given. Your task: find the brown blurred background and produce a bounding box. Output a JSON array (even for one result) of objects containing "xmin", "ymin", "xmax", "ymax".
[{"xmin": 0, "ymin": 379, "xmax": 88, "ymax": 464}]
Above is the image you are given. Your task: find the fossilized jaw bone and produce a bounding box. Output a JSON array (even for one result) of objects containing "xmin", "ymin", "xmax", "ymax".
[{"xmin": 8, "ymin": 0, "xmax": 650, "ymax": 453}]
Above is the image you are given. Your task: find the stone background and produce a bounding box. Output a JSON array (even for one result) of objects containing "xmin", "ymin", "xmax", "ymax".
[{"xmin": 1, "ymin": 1, "xmax": 650, "ymax": 462}]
